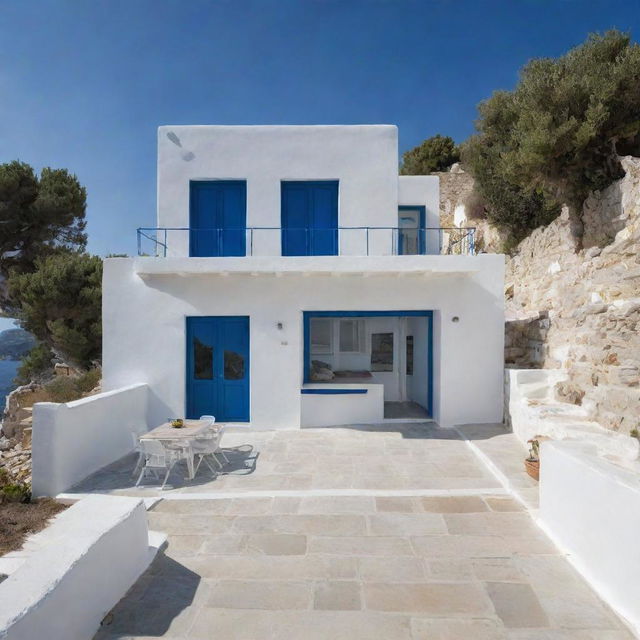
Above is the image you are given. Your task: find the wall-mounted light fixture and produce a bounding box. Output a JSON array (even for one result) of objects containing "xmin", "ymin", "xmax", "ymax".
[
  {"xmin": 452, "ymin": 316, "xmax": 460, "ymax": 323},
  {"xmin": 277, "ymin": 322, "xmax": 284, "ymax": 330}
]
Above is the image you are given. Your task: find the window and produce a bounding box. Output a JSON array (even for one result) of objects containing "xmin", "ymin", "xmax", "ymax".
[
  {"xmin": 339, "ymin": 319, "xmax": 364, "ymax": 353},
  {"xmin": 398, "ymin": 206, "xmax": 425, "ymax": 255},
  {"xmin": 193, "ymin": 337, "xmax": 213, "ymax": 379},
  {"xmin": 224, "ymin": 350, "xmax": 245, "ymax": 380},
  {"xmin": 406, "ymin": 335, "xmax": 414, "ymax": 375},
  {"xmin": 371, "ymin": 332, "xmax": 394, "ymax": 371},
  {"xmin": 310, "ymin": 318, "xmax": 332, "ymax": 354}
]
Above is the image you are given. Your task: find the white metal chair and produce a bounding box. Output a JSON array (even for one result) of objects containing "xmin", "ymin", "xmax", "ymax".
[
  {"xmin": 135, "ymin": 439, "xmax": 192, "ymax": 490},
  {"xmin": 131, "ymin": 432, "xmax": 145, "ymax": 478},
  {"xmin": 199, "ymin": 414, "xmax": 229, "ymax": 465},
  {"xmin": 191, "ymin": 425, "xmax": 225, "ymax": 475}
]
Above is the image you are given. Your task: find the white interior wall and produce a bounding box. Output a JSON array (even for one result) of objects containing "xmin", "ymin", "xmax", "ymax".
[
  {"xmin": 103, "ymin": 255, "xmax": 504, "ymax": 429},
  {"xmin": 406, "ymin": 316, "xmax": 430, "ymax": 410},
  {"xmin": 157, "ymin": 126, "xmax": 399, "ymax": 257},
  {"xmin": 365, "ymin": 316, "xmax": 402, "ymax": 401}
]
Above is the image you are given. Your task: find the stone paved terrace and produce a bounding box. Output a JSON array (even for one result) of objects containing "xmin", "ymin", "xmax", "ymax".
[
  {"xmin": 71, "ymin": 423, "xmax": 507, "ymax": 496},
  {"xmin": 82, "ymin": 423, "xmax": 635, "ymax": 638}
]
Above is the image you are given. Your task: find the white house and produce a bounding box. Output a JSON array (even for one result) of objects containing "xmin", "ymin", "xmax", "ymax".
[{"xmin": 102, "ymin": 125, "xmax": 504, "ymax": 430}]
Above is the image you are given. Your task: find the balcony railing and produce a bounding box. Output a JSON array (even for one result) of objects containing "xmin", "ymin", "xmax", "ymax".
[{"xmin": 136, "ymin": 226, "xmax": 476, "ymax": 257}]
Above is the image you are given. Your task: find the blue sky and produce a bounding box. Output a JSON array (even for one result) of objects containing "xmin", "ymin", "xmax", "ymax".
[{"xmin": 1, "ymin": 0, "xmax": 639, "ymax": 258}]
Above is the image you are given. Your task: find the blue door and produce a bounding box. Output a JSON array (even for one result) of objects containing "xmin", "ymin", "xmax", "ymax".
[
  {"xmin": 190, "ymin": 181, "xmax": 246, "ymax": 256},
  {"xmin": 186, "ymin": 317, "xmax": 250, "ymax": 421},
  {"xmin": 281, "ymin": 181, "xmax": 338, "ymax": 256}
]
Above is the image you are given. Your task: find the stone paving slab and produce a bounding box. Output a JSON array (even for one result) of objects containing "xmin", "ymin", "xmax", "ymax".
[
  {"xmin": 95, "ymin": 492, "xmax": 633, "ymax": 640},
  {"xmin": 72, "ymin": 423, "xmax": 502, "ymax": 497}
]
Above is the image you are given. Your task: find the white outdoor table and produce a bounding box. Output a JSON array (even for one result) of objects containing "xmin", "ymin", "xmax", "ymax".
[
  {"xmin": 140, "ymin": 419, "xmax": 221, "ymax": 480},
  {"xmin": 142, "ymin": 419, "xmax": 217, "ymax": 440}
]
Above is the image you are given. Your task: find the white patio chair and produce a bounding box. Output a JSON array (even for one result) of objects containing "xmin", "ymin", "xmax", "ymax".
[
  {"xmin": 135, "ymin": 439, "xmax": 192, "ymax": 490},
  {"xmin": 199, "ymin": 414, "xmax": 229, "ymax": 464},
  {"xmin": 191, "ymin": 425, "xmax": 225, "ymax": 475},
  {"xmin": 131, "ymin": 432, "xmax": 145, "ymax": 478}
]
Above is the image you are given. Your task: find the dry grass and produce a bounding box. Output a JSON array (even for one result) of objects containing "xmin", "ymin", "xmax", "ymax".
[{"xmin": 0, "ymin": 499, "xmax": 68, "ymax": 556}]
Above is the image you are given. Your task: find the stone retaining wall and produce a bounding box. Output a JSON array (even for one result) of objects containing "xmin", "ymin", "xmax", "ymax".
[{"xmin": 504, "ymin": 156, "xmax": 640, "ymax": 434}]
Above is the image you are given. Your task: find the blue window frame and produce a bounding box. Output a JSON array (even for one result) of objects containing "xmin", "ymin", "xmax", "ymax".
[
  {"xmin": 398, "ymin": 205, "xmax": 426, "ymax": 255},
  {"xmin": 302, "ymin": 310, "xmax": 434, "ymax": 417}
]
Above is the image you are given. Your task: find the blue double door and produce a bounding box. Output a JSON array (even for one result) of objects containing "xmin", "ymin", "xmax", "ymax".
[
  {"xmin": 190, "ymin": 181, "xmax": 246, "ymax": 257},
  {"xmin": 186, "ymin": 317, "xmax": 250, "ymax": 421},
  {"xmin": 281, "ymin": 181, "xmax": 338, "ymax": 256}
]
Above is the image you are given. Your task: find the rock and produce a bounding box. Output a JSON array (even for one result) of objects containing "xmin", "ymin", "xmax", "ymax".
[
  {"xmin": 499, "ymin": 154, "xmax": 640, "ymax": 441},
  {"xmin": 554, "ymin": 381, "xmax": 585, "ymax": 405},
  {"xmin": 0, "ymin": 436, "xmax": 11, "ymax": 451}
]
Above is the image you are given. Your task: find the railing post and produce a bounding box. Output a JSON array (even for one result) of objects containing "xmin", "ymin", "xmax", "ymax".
[
  {"xmin": 164, "ymin": 228, "xmax": 167, "ymax": 258},
  {"xmin": 137, "ymin": 229, "xmax": 141, "ymax": 256}
]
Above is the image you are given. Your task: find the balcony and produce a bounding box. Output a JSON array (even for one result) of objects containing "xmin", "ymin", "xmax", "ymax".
[{"xmin": 136, "ymin": 226, "xmax": 476, "ymax": 257}]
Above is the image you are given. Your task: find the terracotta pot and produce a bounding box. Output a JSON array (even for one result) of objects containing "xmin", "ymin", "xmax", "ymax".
[{"xmin": 524, "ymin": 458, "xmax": 540, "ymax": 481}]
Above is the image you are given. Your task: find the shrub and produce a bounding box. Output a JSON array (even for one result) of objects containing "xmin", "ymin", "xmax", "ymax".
[
  {"xmin": 463, "ymin": 189, "xmax": 487, "ymax": 221},
  {"xmin": 76, "ymin": 368, "xmax": 101, "ymax": 394},
  {"xmin": 400, "ymin": 135, "xmax": 460, "ymax": 175},
  {"xmin": 9, "ymin": 252, "xmax": 102, "ymax": 370},
  {"xmin": 463, "ymin": 30, "xmax": 640, "ymax": 243},
  {"xmin": 44, "ymin": 376, "xmax": 82, "ymax": 403},
  {"xmin": 1, "ymin": 482, "xmax": 32, "ymax": 504}
]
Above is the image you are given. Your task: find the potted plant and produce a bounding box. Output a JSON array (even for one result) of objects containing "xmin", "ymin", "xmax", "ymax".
[{"xmin": 525, "ymin": 437, "xmax": 541, "ymax": 481}]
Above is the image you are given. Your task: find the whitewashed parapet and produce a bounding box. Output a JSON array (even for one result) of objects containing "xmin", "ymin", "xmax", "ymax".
[
  {"xmin": 539, "ymin": 440, "xmax": 640, "ymax": 636},
  {"xmin": 0, "ymin": 495, "xmax": 164, "ymax": 640},
  {"xmin": 32, "ymin": 383, "xmax": 150, "ymax": 497}
]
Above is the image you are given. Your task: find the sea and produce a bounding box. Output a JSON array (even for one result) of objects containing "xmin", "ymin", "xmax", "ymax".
[{"xmin": 0, "ymin": 359, "xmax": 20, "ymax": 411}]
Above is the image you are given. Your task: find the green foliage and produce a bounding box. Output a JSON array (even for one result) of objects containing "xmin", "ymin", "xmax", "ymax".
[
  {"xmin": 0, "ymin": 161, "xmax": 86, "ymax": 285},
  {"xmin": 44, "ymin": 376, "xmax": 82, "ymax": 403},
  {"xmin": 1, "ymin": 482, "xmax": 32, "ymax": 504},
  {"xmin": 9, "ymin": 253, "xmax": 102, "ymax": 369},
  {"xmin": 463, "ymin": 30, "xmax": 640, "ymax": 242},
  {"xmin": 42, "ymin": 368, "xmax": 101, "ymax": 402},
  {"xmin": 75, "ymin": 368, "xmax": 101, "ymax": 393},
  {"xmin": 400, "ymin": 135, "xmax": 460, "ymax": 175},
  {"xmin": 0, "ymin": 471, "xmax": 31, "ymax": 504},
  {"xmin": 14, "ymin": 342, "xmax": 54, "ymax": 384}
]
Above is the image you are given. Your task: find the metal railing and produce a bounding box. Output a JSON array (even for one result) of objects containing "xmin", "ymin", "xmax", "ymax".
[{"xmin": 136, "ymin": 226, "xmax": 476, "ymax": 257}]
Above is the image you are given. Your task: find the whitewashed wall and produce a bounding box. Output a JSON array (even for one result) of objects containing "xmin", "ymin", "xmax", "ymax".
[
  {"xmin": 540, "ymin": 441, "xmax": 640, "ymax": 636},
  {"xmin": 0, "ymin": 495, "xmax": 157, "ymax": 640},
  {"xmin": 102, "ymin": 255, "xmax": 504, "ymax": 430},
  {"xmin": 407, "ymin": 315, "xmax": 430, "ymax": 409},
  {"xmin": 301, "ymin": 384, "xmax": 384, "ymax": 427},
  {"xmin": 398, "ymin": 175, "xmax": 441, "ymax": 254},
  {"xmin": 157, "ymin": 125, "xmax": 400, "ymax": 257},
  {"xmin": 32, "ymin": 383, "xmax": 150, "ymax": 497}
]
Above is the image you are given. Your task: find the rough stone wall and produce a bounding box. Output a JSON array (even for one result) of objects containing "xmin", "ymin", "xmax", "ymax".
[
  {"xmin": 505, "ymin": 156, "xmax": 640, "ymax": 434},
  {"xmin": 433, "ymin": 163, "xmax": 475, "ymax": 228}
]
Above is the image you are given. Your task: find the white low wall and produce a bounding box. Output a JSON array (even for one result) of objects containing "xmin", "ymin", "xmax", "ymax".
[
  {"xmin": 301, "ymin": 385, "xmax": 384, "ymax": 427},
  {"xmin": 0, "ymin": 495, "xmax": 159, "ymax": 640},
  {"xmin": 32, "ymin": 383, "xmax": 150, "ymax": 497},
  {"xmin": 539, "ymin": 440, "xmax": 640, "ymax": 635}
]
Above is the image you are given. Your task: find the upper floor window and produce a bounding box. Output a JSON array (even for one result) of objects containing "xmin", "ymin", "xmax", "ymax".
[
  {"xmin": 281, "ymin": 181, "xmax": 338, "ymax": 256},
  {"xmin": 190, "ymin": 180, "xmax": 247, "ymax": 257},
  {"xmin": 398, "ymin": 206, "xmax": 426, "ymax": 255}
]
